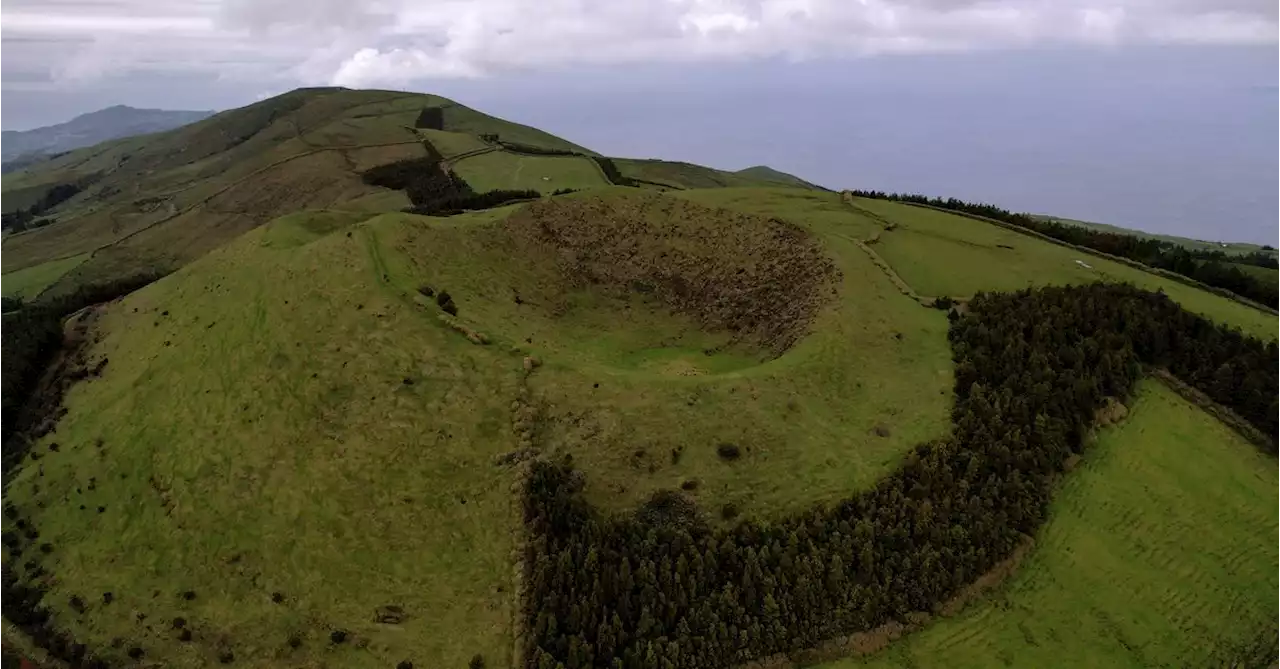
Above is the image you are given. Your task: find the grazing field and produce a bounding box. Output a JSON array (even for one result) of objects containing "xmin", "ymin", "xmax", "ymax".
[
  {"xmin": 6, "ymin": 212, "xmax": 520, "ymax": 669},
  {"xmin": 2, "ymin": 253, "xmax": 89, "ymax": 299},
  {"xmin": 439, "ymin": 103, "xmax": 596, "ymax": 155},
  {"xmin": 829, "ymin": 380, "xmax": 1278, "ymax": 669},
  {"xmin": 417, "ymin": 128, "xmax": 489, "ymax": 158},
  {"xmin": 856, "ymin": 198, "xmax": 1278, "ymax": 339},
  {"xmin": 451, "ymin": 150, "xmax": 609, "ymax": 194}
]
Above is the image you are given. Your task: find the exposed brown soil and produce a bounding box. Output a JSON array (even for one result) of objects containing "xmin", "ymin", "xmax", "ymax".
[{"xmin": 502, "ymin": 192, "xmax": 839, "ymax": 355}]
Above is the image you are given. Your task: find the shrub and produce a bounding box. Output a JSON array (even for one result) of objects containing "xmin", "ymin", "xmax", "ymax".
[
  {"xmin": 469, "ymin": 654, "xmax": 486, "ymax": 669},
  {"xmin": 636, "ymin": 490, "xmax": 701, "ymax": 530},
  {"xmin": 716, "ymin": 443, "xmax": 742, "ymax": 461},
  {"xmin": 720, "ymin": 502, "xmax": 740, "ymax": 520}
]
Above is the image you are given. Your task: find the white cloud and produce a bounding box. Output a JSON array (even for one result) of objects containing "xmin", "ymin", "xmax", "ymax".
[
  {"xmin": 1, "ymin": 0, "xmax": 1275, "ymax": 89},
  {"xmin": 331, "ymin": 48, "xmax": 482, "ymax": 87}
]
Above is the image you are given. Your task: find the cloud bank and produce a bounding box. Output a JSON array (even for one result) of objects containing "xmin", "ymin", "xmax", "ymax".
[{"xmin": 3, "ymin": 0, "xmax": 1276, "ymax": 89}]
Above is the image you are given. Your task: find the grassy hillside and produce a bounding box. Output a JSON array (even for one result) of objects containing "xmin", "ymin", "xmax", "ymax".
[
  {"xmin": 3, "ymin": 88, "xmax": 1275, "ymax": 669},
  {"xmin": 614, "ymin": 158, "xmax": 814, "ymax": 190},
  {"xmin": 3, "ymin": 190, "xmax": 958, "ymax": 666},
  {"xmin": 1, "ymin": 254, "xmax": 89, "ymax": 300},
  {"xmin": 439, "ymin": 102, "xmax": 596, "ymax": 155},
  {"xmin": 830, "ymin": 379, "xmax": 1278, "ymax": 668},
  {"xmin": 734, "ymin": 165, "xmax": 823, "ymax": 189},
  {"xmin": 6, "ymin": 212, "xmax": 521, "ymax": 668},
  {"xmin": 0, "ymin": 88, "xmax": 606, "ymax": 300},
  {"xmin": 851, "ymin": 197, "xmax": 1277, "ymax": 340},
  {"xmin": 417, "ymin": 128, "xmax": 490, "ymax": 158},
  {"xmin": 451, "ymin": 151, "xmax": 609, "ymax": 194}
]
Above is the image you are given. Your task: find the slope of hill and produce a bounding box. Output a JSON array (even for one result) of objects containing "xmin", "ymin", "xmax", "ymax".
[
  {"xmin": 1, "ymin": 105, "xmax": 214, "ymax": 165},
  {"xmin": 1, "ymin": 88, "xmax": 1275, "ymax": 669},
  {"xmin": 0, "ymin": 88, "xmax": 625, "ymax": 299},
  {"xmin": 734, "ymin": 164, "xmax": 825, "ymax": 189},
  {"xmin": 614, "ymin": 158, "xmax": 815, "ymax": 190}
]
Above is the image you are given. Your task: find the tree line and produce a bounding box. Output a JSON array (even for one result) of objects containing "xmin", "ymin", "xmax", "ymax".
[
  {"xmin": 847, "ymin": 190, "xmax": 1278, "ymax": 308},
  {"xmin": 2, "ymin": 272, "xmax": 166, "ymax": 471},
  {"xmin": 519, "ymin": 282, "xmax": 1277, "ymax": 669},
  {"xmin": 0, "ymin": 272, "xmax": 163, "ymax": 669},
  {"xmin": 360, "ymin": 153, "xmax": 541, "ymax": 216},
  {"xmin": 1, "ymin": 178, "xmax": 97, "ymax": 233},
  {"xmin": 415, "ymin": 107, "xmax": 444, "ymax": 130}
]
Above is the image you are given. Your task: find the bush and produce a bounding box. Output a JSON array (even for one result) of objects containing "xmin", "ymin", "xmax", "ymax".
[
  {"xmin": 469, "ymin": 653, "xmax": 486, "ymax": 669},
  {"xmin": 636, "ymin": 490, "xmax": 701, "ymax": 530},
  {"xmin": 715, "ymin": 443, "xmax": 742, "ymax": 461}
]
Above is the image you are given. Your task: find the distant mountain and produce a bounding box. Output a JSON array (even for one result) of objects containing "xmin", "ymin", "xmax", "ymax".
[
  {"xmin": 734, "ymin": 165, "xmax": 826, "ymax": 190},
  {"xmin": 1, "ymin": 105, "xmax": 215, "ymax": 165}
]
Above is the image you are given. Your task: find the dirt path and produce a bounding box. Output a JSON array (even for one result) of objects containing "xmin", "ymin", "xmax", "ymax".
[{"xmin": 836, "ymin": 191, "xmax": 958, "ymax": 309}]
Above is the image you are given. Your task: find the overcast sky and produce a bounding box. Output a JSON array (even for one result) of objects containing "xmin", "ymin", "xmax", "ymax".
[{"xmin": 2, "ymin": 0, "xmax": 1277, "ymax": 242}]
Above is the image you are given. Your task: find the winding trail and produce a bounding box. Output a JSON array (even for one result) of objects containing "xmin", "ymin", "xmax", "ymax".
[{"xmin": 838, "ymin": 190, "xmax": 961, "ymax": 309}]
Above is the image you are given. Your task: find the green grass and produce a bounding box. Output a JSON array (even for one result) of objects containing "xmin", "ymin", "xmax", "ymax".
[
  {"xmin": 614, "ymin": 158, "xmax": 811, "ymax": 190},
  {"xmin": 6, "ymin": 214, "xmax": 521, "ymax": 668},
  {"xmin": 827, "ymin": 379, "xmax": 1278, "ymax": 669},
  {"xmin": 418, "ymin": 129, "xmax": 489, "ymax": 158},
  {"xmin": 370, "ymin": 189, "xmax": 952, "ymax": 516},
  {"xmin": 733, "ymin": 165, "xmax": 821, "ymax": 188},
  {"xmin": 440, "ymin": 104, "xmax": 596, "ymax": 155},
  {"xmin": 0, "ymin": 89, "xmax": 595, "ymax": 296},
  {"xmin": 451, "ymin": 151, "xmax": 609, "ymax": 194},
  {"xmin": 2, "ymin": 182, "xmax": 63, "ymax": 214},
  {"xmin": 672, "ymin": 187, "xmax": 881, "ymax": 241},
  {"xmin": 1, "ymin": 253, "xmax": 89, "ymax": 299},
  {"xmin": 855, "ymin": 198, "xmax": 1277, "ymax": 340}
]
